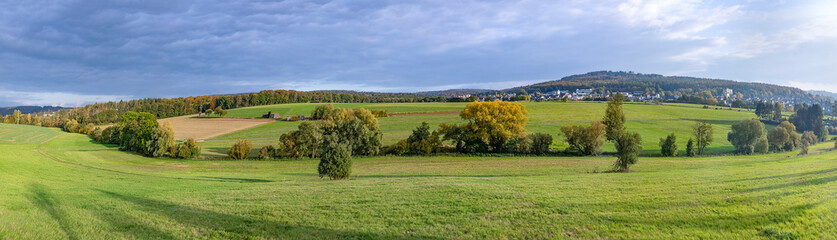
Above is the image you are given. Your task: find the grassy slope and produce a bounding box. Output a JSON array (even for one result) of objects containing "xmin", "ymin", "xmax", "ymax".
[
  {"xmin": 0, "ymin": 123, "xmax": 61, "ymax": 143},
  {"xmin": 205, "ymin": 102, "xmax": 758, "ymax": 158},
  {"xmin": 1, "ymin": 125, "xmax": 836, "ymax": 239},
  {"xmin": 223, "ymin": 102, "xmax": 470, "ymax": 118}
]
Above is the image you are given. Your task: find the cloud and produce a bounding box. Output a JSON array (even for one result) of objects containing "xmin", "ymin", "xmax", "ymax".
[
  {"xmin": 617, "ymin": 0, "xmax": 741, "ymax": 40},
  {"xmin": 0, "ymin": 0, "xmax": 836, "ymax": 106},
  {"xmin": 0, "ymin": 89, "xmax": 129, "ymax": 107}
]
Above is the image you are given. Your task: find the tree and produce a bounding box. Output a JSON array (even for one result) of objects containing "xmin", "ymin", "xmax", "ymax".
[
  {"xmin": 659, "ymin": 133, "xmax": 678, "ymax": 157},
  {"xmin": 11, "ymin": 109, "xmax": 21, "ymax": 124},
  {"xmin": 602, "ymin": 93, "xmax": 626, "ymax": 141},
  {"xmin": 318, "ymin": 135, "xmax": 352, "ymax": 180},
  {"xmin": 460, "ymin": 100, "xmax": 528, "ymax": 151},
  {"xmin": 614, "ymin": 132, "xmax": 642, "ymax": 172},
  {"xmin": 227, "ymin": 140, "xmax": 252, "ymax": 160},
  {"xmin": 405, "ymin": 122, "xmax": 442, "ymax": 154},
  {"xmin": 115, "ymin": 111, "xmax": 159, "ymax": 155},
  {"xmin": 801, "ymin": 131, "xmax": 818, "ymax": 146},
  {"xmin": 560, "ymin": 122, "xmax": 605, "ymax": 156},
  {"xmin": 686, "ymin": 138, "xmax": 696, "ymax": 157},
  {"xmin": 727, "ymin": 119, "xmax": 767, "ymax": 155},
  {"xmin": 768, "ymin": 121, "xmax": 800, "ymax": 152},
  {"xmin": 790, "ymin": 104, "xmax": 827, "ymax": 141},
  {"xmin": 692, "ymin": 121, "xmax": 713, "ymax": 155},
  {"xmin": 440, "ymin": 101, "xmax": 528, "ymax": 153},
  {"xmin": 204, "ymin": 108, "xmax": 213, "ymax": 117},
  {"xmin": 145, "ymin": 121, "xmax": 176, "ymax": 157},
  {"xmin": 311, "ymin": 104, "xmax": 335, "ymax": 120},
  {"xmin": 320, "ymin": 108, "xmax": 382, "ymax": 156}
]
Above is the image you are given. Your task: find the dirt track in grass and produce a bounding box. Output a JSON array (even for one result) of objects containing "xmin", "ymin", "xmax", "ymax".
[{"xmin": 159, "ymin": 116, "xmax": 273, "ymax": 141}]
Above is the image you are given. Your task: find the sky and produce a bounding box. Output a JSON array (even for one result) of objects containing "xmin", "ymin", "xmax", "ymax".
[{"xmin": 1, "ymin": 0, "xmax": 836, "ymax": 107}]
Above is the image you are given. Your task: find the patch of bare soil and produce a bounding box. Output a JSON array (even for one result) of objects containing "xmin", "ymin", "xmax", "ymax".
[{"xmin": 159, "ymin": 116, "xmax": 273, "ymax": 141}]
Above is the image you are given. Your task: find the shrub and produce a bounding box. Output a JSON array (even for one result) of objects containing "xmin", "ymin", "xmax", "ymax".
[
  {"xmin": 527, "ymin": 133, "xmax": 552, "ymax": 155},
  {"xmin": 833, "ymin": 140, "xmax": 837, "ymax": 150},
  {"xmin": 614, "ymin": 131, "xmax": 642, "ymax": 172},
  {"xmin": 318, "ymin": 135, "xmax": 352, "ymax": 180},
  {"xmin": 388, "ymin": 140, "xmax": 410, "ymax": 156},
  {"xmin": 227, "ymin": 140, "xmax": 252, "ymax": 160},
  {"xmin": 278, "ymin": 132, "xmax": 301, "ymax": 159},
  {"xmin": 727, "ymin": 119, "xmax": 767, "ymax": 155},
  {"xmin": 259, "ymin": 145, "xmax": 276, "ymax": 160},
  {"xmin": 659, "ymin": 133, "xmax": 678, "ymax": 157},
  {"xmin": 371, "ymin": 109, "xmax": 389, "ymax": 118},
  {"xmin": 686, "ymin": 138, "xmax": 696, "ymax": 157},
  {"xmin": 560, "ymin": 122, "xmax": 605, "ymax": 156},
  {"xmin": 801, "ymin": 131, "xmax": 818, "ymax": 146},
  {"xmin": 405, "ymin": 122, "xmax": 441, "ymax": 154},
  {"xmin": 176, "ymin": 138, "xmax": 201, "ymax": 159},
  {"xmin": 755, "ymin": 137, "xmax": 769, "ymax": 154}
]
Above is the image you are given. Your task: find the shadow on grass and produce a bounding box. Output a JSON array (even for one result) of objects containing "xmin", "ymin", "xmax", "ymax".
[
  {"xmin": 731, "ymin": 167, "xmax": 837, "ymax": 183},
  {"xmin": 199, "ymin": 176, "xmax": 274, "ymax": 183},
  {"xmin": 745, "ymin": 175, "xmax": 837, "ymax": 193},
  {"xmin": 280, "ymin": 172, "xmax": 547, "ymax": 179},
  {"xmin": 94, "ymin": 189, "xmax": 442, "ymax": 239},
  {"xmin": 27, "ymin": 183, "xmax": 78, "ymax": 240}
]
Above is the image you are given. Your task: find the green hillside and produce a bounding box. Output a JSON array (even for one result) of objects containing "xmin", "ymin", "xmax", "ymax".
[
  {"xmin": 206, "ymin": 102, "xmax": 759, "ymax": 157},
  {"xmin": 1, "ymin": 124, "xmax": 835, "ymax": 239},
  {"xmin": 222, "ymin": 102, "xmax": 469, "ymax": 118},
  {"xmin": 0, "ymin": 123, "xmax": 61, "ymax": 144}
]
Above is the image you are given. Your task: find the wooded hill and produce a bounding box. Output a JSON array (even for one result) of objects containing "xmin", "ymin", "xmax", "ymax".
[
  {"xmin": 0, "ymin": 106, "xmax": 66, "ymax": 115},
  {"xmin": 492, "ymin": 71, "xmax": 830, "ymax": 103}
]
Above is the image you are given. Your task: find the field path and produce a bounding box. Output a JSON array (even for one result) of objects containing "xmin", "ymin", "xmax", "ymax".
[{"xmin": 159, "ymin": 116, "xmax": 274, "ymax": 141}]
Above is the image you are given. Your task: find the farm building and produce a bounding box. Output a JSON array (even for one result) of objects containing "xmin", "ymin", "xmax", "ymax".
[{"xmin": 262, "ymin": 112, "xmax": 281, "ymax": 119}]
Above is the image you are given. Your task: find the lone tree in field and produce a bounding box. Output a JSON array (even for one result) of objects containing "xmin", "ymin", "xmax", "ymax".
[
  {"xmin": 615, "ymin": 132, "xmax": 642, "ymax": 171},
  {"xmin": 727, "ymin": 119, "xmax": 767, "ymax": 155},
  {"xmin": 602, "ymin": 94, "xmax": 626, "ymax": 142},
  {"xmin": 602, "ymin": 93, "xmax": 642, "ymax": 172},
  {"xmin": 659, "ymin": 133, "xmax": 678, "ymax": 157},
  {"xmin": 560, "ymin": 122, "xmax": 605, "ymax": 156},
  {"xmin": 318, "ymin": 135, "xmax": 352, "ymax": 180},
  {"xmin": 692, "ymin": 121, "xmax": 713, "ymax": 155}
]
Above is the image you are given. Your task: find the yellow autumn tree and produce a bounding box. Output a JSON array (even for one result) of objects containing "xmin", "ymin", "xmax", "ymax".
[{"xmin": 457, "ymin": 100, "xmax": 528, "ymax": 151}]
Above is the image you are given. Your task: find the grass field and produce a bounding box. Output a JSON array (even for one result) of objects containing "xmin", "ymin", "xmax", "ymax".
[
  {"xmin": 223, "ymin": 102, "xmax": 471, "ymax": 119},
  {"xmin": 202, "ymin": 102, "xmax": 760, "ymax": 158},
  {"xmin": 1, "ymin": 123, "xmax": 836, "ymax": 239}
]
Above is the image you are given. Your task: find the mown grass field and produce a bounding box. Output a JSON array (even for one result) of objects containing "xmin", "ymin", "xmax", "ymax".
[
  {"xmin": 1, "ymin": 123, "xmax": 836, "ymax": 239},
  {"xmin": 203, "ymin": 102, "xmax": 760, "ymax": 158}
]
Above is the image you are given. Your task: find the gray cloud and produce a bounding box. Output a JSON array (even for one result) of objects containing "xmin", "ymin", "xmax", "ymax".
[{"xmin": 0, "ymin": 0, "xmax": 835, "ymax": 107}]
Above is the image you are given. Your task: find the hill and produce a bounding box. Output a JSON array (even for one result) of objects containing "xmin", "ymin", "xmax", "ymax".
[
  {"xmin": 0, "ymin": 106, "xmax": 66, "ymax": 115},
  {"xmin": 808, "ymin": 90, "xmax": 837, "ymax": 100},
  {"xmin": 416, "ymin": 89, "xmax": 490, "ymax": 97},
  {"xmin": 495, "ymin": 71, "xmax": 829, "ymax": 105}
]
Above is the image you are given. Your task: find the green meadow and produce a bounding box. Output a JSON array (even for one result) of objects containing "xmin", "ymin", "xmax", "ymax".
[
  {"xmin": 1, "ymin": 123, "xmax": 836, "ymax": 239},
  {"xmin": 205, "ymin": 102, "xmax": 759, "ymax": 157}
]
